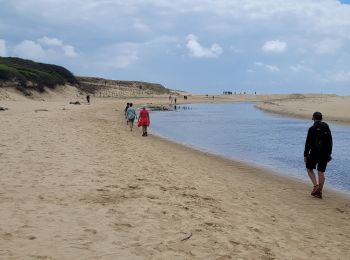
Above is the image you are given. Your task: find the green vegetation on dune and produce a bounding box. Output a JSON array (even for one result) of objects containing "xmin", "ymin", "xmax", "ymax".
[
  {"xmin": 0, "ymin": 57, "xmax": 78, "ymax": 93},
  {"xmin": 0, "ymin": 57, "xmax": 170, "ymax": 96}
]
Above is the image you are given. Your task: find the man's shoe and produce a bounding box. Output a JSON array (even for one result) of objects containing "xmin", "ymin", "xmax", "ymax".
[
  {"xmin": 311, "ymin": 185, "xmax": 319, "ymax": 196},
  {"xmin": 312, "ymin": 189, "xmax": 323, "ymax": 199}
]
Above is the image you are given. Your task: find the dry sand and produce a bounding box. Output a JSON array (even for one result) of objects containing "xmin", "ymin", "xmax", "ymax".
[
  {"xmin": 256, "ymin": 94, "xmax": 350, "ymax": 124},
  {"xmin": 1, "ymin": 91, "xmax": 350, "ymax": 259}
]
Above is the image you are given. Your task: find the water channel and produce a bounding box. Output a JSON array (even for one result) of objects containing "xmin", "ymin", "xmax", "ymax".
[{"xmin": 150, "ymin": 103, "xmax": 350, "ymax": 192}]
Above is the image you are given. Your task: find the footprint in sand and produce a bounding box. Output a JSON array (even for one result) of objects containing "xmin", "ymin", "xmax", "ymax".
[
  {"xmin": 1, "ymin": 232, "xmax": 13, "ymax": 240},
  {"xmin": 335, "ymin": 208, "xmax": 345, "ymax": 214},
  {"xmin": 84, "ymin": 228, "xmax": 97, "ymax": 235},
  {"xmin": 112, "ymin": 223, "xmax": 133, "ymax": 231},
  {"xmin": 29, "ymin": 255, "xmax": 51, "ymax": 259}
]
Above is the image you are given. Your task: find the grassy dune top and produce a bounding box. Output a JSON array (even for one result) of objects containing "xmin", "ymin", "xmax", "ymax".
[
  {"xmin": 0, "ymin": 57, "xmax": 171, "ymax": 97},
  {"xmin": 0, "ymin": 57, "xmax": 78, "ymax": 94}
]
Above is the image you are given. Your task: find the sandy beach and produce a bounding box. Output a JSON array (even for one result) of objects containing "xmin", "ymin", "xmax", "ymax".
[
  {"xmin": 1, "ymin": 91, "xmax": 350, "ymax": 259},
  {"xmin": 256, "ymin": 94, "xmax": 350, "ymax": 124}
]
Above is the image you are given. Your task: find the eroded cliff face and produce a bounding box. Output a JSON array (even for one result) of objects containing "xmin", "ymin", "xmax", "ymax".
[
  {"xmin": 0, "ymin": 79, "xmax": 20, "ymax": 88},
  {"xmin": 76, "ymin": 76, "xmax": 171, "ymax": 97},
  {"xmin": 0, "ymin": 76, "xmax": 172, "ymax": 100}
]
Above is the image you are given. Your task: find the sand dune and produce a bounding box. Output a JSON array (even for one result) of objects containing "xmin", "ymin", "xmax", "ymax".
[{"xmin": 0, "ymin": 93, "xmax": 350, "ymax": 259}]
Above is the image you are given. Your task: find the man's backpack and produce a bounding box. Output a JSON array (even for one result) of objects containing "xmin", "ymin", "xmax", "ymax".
[{"xmin": 314, "ymin": 122, "xmax": 331, "ymax": 152}]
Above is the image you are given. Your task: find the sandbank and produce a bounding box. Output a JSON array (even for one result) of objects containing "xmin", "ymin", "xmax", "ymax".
[{"xmin": 256, "ymin": 94, "xmax": 350, "ymax": 124}]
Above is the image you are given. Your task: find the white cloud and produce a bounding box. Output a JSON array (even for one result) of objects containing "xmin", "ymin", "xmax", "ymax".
[
  {"xmin": 4, "ymin": 0, "xmax": 350, "ymax": 93},
  {"xmin": 330, "ymin": 70, "xmax": 350, "ymax": 82},
  {"xmin": 13, "ymin": 40, "xmax": 46, "ymax": 60},
  {"xmin": 230, "ymin": 45, "xmax": 244, "ymax": 53},
  {"xmin": 254, "ymin": 62, "xmax": 280, "ymax": 72},
  {"xmin": 95, "ymin": 43, "xmax": 139, "ymax": 70},
  {"xmin": 37, "ymin": 36, "xmax": 63, "ymax": 47},
  {"xmin": 315, "ymin": 38, "xmax": 343, "ymax": 54},
  {"xmin": 262, "ymin": 40, "xmax": 287, "ymax": 53},
  {"xmin": 113, "ymin": 53, "xmax": 139, "ymax": 69},
  {"xmin": 0, "ymin": 39, "xmax": 7, "ymax": 56},
  {"xmin": 95, "ymin": 55, "xmax": 139, "ymax": 70},
  {"xmin": 12, "ymin": 37, "xmax": 78, "ymax": 60},
  {"xmin": 63, "ymin": 45, "xmax": 77, "ymax": 57},
  {"xmin": 289, "ymin": 65, "xmax": 303, "ymax": 72},
  {"xmin": 38, "ymin": 36, "xmax": 77, "ymax": 57},
  {"xmin": 144, "ymin": 35, "xmax": 179, "ymax": 45},
  {"xmin": 113, "ymin": 43, "xmax": 139, "ymax": 69},
  {"xmin": 133, "ymin": 21, "xmax": 152, "ymax": 33},
  {"xmin": 289, "ymin": 61, "xmax": 313, "ymax": 72},
  {"xmin": 186, "ymin": 34, "xmax": 223, "ymax": 58}
]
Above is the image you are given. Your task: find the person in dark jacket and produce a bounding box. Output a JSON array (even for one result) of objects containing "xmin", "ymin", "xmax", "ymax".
[
  {"xmin": 304, "ymin": 112, "xmax": 332, "ymax": 199},
  {"xmin": 124, "ymin": 103, "xmax": 130, "ymax": 125}
]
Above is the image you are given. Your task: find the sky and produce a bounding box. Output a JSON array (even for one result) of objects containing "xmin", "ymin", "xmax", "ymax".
[{"xmin": 1, "ymin": 0, "xmax": 350, "ymax": 94}]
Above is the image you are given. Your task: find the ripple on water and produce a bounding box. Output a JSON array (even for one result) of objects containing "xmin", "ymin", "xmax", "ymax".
[{"xmin": 150, "ymin": 103, "xmax": 350, "ymax": 193}]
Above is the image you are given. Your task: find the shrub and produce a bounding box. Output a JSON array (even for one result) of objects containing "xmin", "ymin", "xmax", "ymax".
[{"xmin": 0, "ymin": 57, "xmax": 78, "ymax": 93}]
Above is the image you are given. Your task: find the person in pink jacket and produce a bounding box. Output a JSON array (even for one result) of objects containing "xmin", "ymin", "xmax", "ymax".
[{"xmin": 138, "ymin": 107, "xmax": 150, "ymax": 136}]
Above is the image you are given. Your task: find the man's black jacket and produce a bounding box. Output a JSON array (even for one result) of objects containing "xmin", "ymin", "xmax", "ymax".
[{"xmin": 304, "ymin": 121, "xmax": 332, "ymax": 157}]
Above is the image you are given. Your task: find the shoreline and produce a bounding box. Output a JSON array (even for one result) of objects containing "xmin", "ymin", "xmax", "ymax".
[
  {"xmin": 255, "ymin": 95, "xmax": 350, "ymax": 125},
  {"xmin": 151, "ymin": 129, "xmax": 350, "ymax": 198},
  {"xmin": 255, "ymin": 104, "xmax": 350, "ymax": 125},
  {"xmin": 1, "ymin": 96, "xmax": 350, "ymax": 259}
]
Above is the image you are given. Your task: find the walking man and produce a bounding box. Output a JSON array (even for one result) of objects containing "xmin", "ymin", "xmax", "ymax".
[
  {"xmin": 304, "ymin": 112, "xmax": 332, "ymax": 199},
  {"xmin": 126, "ymin": 103, "xmax": 137, "ymax": 131},
  {"xmin": 124, "ymin": 102, "xmax": 130, "ymax": 125}
]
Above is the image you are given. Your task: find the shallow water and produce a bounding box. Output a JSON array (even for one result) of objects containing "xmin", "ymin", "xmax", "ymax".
[{"xmin": 150, "ymin": 103, "xmax": 350, "ymax": 192}]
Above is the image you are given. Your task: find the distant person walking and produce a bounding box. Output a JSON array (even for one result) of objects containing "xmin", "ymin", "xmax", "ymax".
[
  {"xmin": 126, "ymin": 103, "xmax": 137, "ymax": 131},
  {"xmin": 304, "ymin": 112, "xmax": 333, "ymax": 199},
  {"xmin": 138, "ymin": 106, "xmax": 150, "ymax": 136},
  {"xmin": 124, "ymin": 102, "xmax": 130, "ymax": 125},
  {"xmin": 86, "ymin": 94, "xmax": 90, "ymax": 104}
]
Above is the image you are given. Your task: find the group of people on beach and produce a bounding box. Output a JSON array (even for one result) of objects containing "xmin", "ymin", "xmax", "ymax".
[
  {"xmin": 123, "ymin": 99, "xmax": 332, "ymax": 199},
  {"xmin": 124, "ymin": 102, "xmax": 150, "ymax": 136}
]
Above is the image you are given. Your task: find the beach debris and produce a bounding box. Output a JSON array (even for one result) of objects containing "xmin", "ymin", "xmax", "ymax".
[
  {"xmin": 263, "ymin": 101, "xmax": 279, "ymax": 106},
  {"xmin": 181, "ymin": 232, "xmax": 192, "ymax": 241},
  {"xmin": 69, "ymin": 101, "xmax": 81, "ymax": 105},
  {"xmin": 147, "ymin": 105, "xmax": 173, "ymax": 111},
  {"xmin": 34, "ymin": 109, "xmax": 48, "ymax": 112},
  {"xmin": 0, "ymin": 106, "xmax": 8, "ymax": 111},
  {"xmin": 147, "ymin": 105, "xmax": 192, "ymax": 111},
  {"xmin": 128, "ymin": 184, "xmax": 139, "ymax": 189},
  {"xmin": 271, "ymin": 215, "xmax": 277, "ymax": 222}
]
